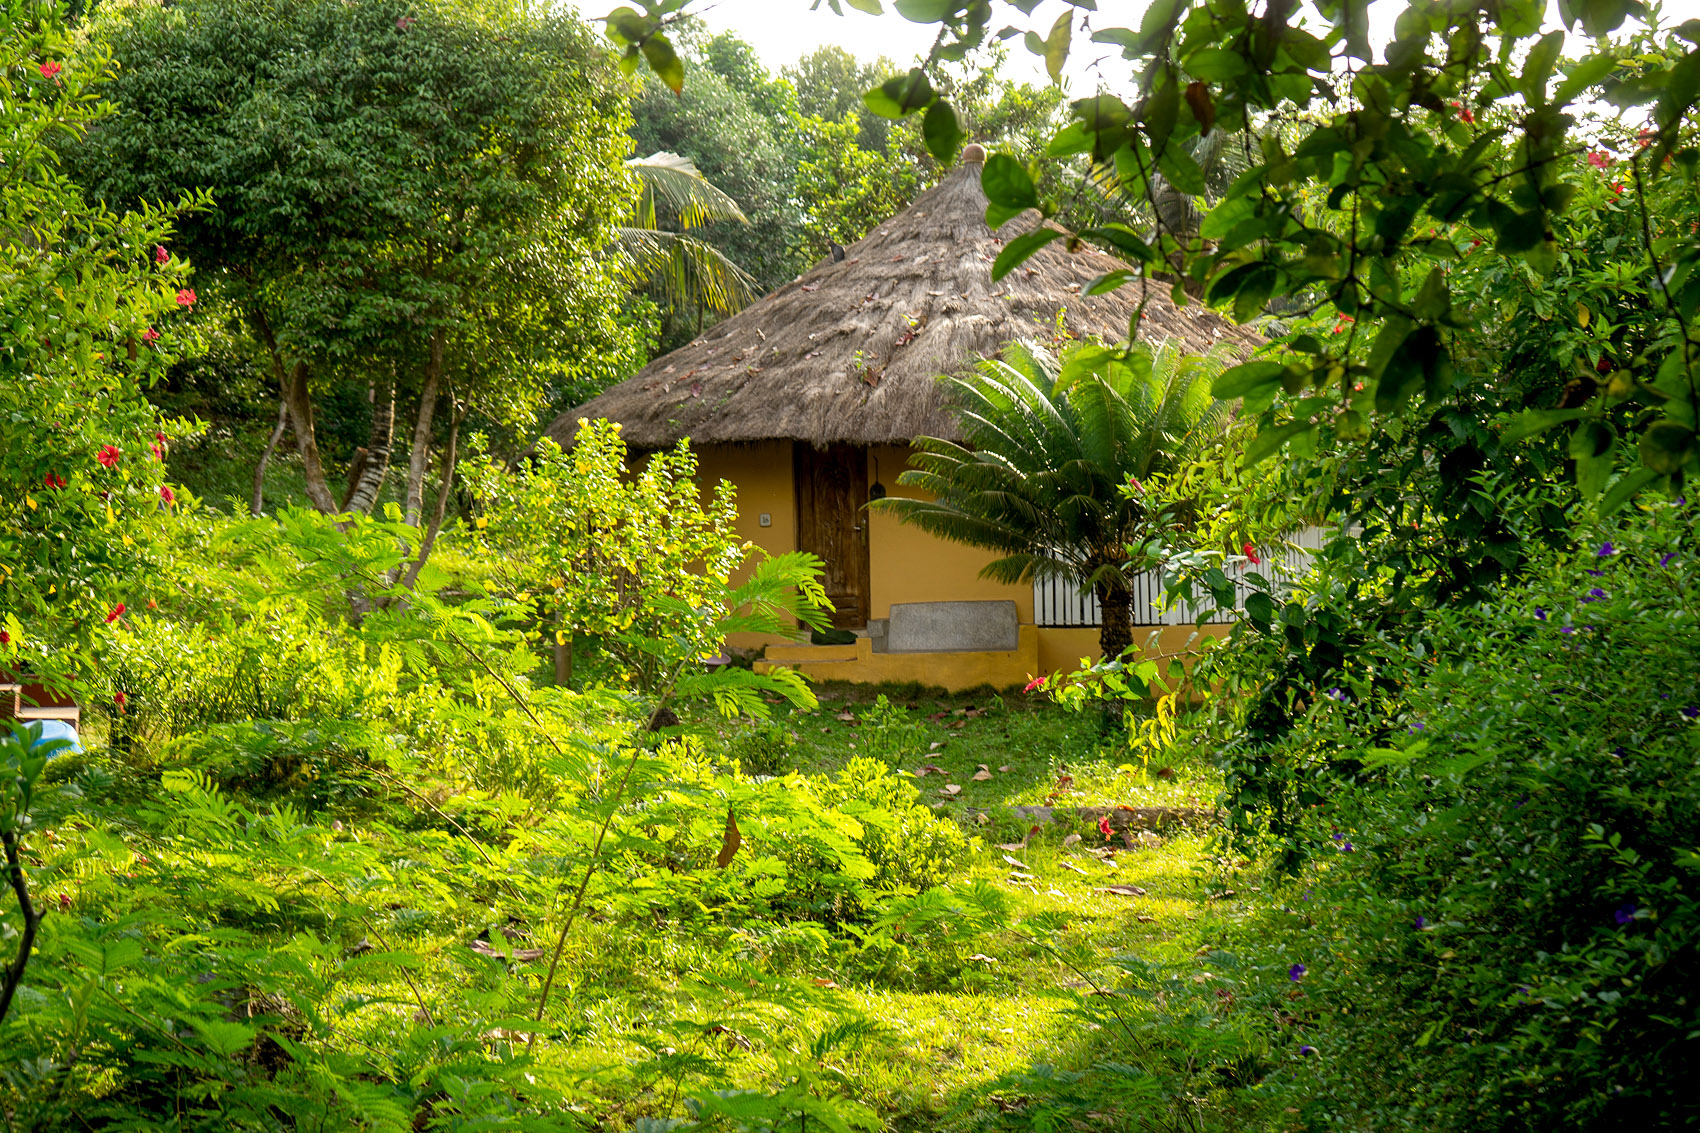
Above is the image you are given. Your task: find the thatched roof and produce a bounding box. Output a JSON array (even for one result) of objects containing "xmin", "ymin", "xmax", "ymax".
[{"xmin": 542, "ymin": 146, "xmax": 1262, "ymax": 450}]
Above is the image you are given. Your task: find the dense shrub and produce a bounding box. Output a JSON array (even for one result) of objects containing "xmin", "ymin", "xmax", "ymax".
[{"xmin": 1215, "ymin": 499, "xmax": 1700, "ymax": 1130}]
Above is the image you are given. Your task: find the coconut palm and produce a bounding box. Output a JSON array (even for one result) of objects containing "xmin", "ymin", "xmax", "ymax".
[
  {"xmin": 618, "ymin": 151, "xmax": 758, "ymax": 317},
  {"xmin": 874, "ymin": 337, "xmax": 1234, "ymax": 661}
]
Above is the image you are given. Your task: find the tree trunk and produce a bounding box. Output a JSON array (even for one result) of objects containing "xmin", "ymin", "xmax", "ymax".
[
  {"xmin": 342, "ymin": 372, "xmax": 395, "ymax": 515},
  {"xmin": 397, "ymin": 403, "xmax": 464, "ymax": 596},
  {"xmin": 1097, "ymin": 583, "xmax": 1133, "ymax": 662},
  {"xmin": 553, "ymin": 637, "xmax": 573, "ymax": 688},
  {"xmin": 250, "ymin": 308, "xmax": 339, "ymax": 514},
  {"xmin": 251, "ymin": 398, "xmax": 290, "ymax": 517},
  {"xmin": 281, "ymin": 360, "xmax": 340, "ymax": 514},
  {"xmin": 404, "ymin": 331, "xmax": 445, "ymax": 527}
]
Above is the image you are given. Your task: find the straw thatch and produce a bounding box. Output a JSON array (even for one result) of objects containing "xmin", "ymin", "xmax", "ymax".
[{"xmin": 542, "ymin": 148, "xmax": 1262, "ymax": 450}]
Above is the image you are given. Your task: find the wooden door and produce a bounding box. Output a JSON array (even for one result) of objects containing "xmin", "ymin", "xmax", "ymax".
[{"xmin": 794, "ymin": 443, "xmax": 870, "ymax": 629}]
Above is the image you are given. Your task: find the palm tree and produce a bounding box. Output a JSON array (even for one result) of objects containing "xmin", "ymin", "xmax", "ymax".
[
  {"xmin": 874, "ymin": 338, "xmax": 1234, "ymax": 661},
  {"xmin": 618, "ymin": 152, "xmax": 758, "ymax": 318}
]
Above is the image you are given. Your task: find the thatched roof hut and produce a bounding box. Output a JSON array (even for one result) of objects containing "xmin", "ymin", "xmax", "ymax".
[{"xmin": 541, "ymin": 145, "xmax": 1260, "ymax": 451}]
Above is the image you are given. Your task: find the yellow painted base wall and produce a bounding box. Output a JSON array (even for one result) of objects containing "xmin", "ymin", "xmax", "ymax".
[
  {"xmin": 756, "ymin": 626, "xmax": 1040, "ymax": 693},
  {"xmin": 1035, "ymin": 624, "xmax": 1232, "ymax": 676}
]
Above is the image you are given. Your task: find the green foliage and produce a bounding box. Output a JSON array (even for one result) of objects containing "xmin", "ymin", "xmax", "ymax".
[
  {"xmin": 820, "ymin": 753, "xmax": 972, "ymax": 894},
  {"xmin": 1208, "ymin": 498, "xmax": 1700, "ymax": 1128},
  {"xmin": 462, "ymin": 419, "xmax": 829, "ymax": 698},
  {"xmin": 73, "ymin": 0, "xmax": 641, "ymax": 515}
]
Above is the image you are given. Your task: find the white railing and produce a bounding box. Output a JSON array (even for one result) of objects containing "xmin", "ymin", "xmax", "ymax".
[{"xmin": 1032, "ymin": 526, "xmax": 1331, "ymax": 628}]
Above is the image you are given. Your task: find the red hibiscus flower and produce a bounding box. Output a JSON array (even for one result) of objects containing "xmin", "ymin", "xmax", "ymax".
[
  {"xmin": 105, "ymin": 603, "xmax": 126, "ymax": 624},
  {"xmin": 58, "ymin": 893, "xmax": 71, "ymax": 912},
  {"xmin": 1097, "ymin": 815, "xmax": 1114, "ymax": 840},
  {"xmin": 97, "ymin": 445, "xmax": 120, "ymax": 467},
  {"xmin": 150, "ymin": 440, "xmax": 163, "ymax": 460},
  {"xmin": 154, "ymin": 245, "xmax": 169, "ymax": 265},
  {"xmin": 0, "ymin": 631, "xmax": 10, "ymax": 646},
  {"xmin": 159, "ymin": 485, "xmax": 175, "ymax": 504},
  {"xmin": 38, "ymin": 60, "xmax": 61, "ymax": 80},
  {"xmin": 44, "ymin": 472, "xmax": 66, "ymax": 489},
  {"xmin": 1243, "ymin": 543, "xmax": 1261, "ymax": 565},
  {"xmin": 1448, "ymin": 100, "xmax": 1475, "ymax": 124},
  {"xmin": 175, "ymin": 288, "xmax": 197, "ymax": 307},
  {"xmin": 1333, "ymin": 313, "xmax": 1356, "ymax": 334},
  {"xmin": 141, "ymin": 328, "xmax": 160, "ymax": 343},
  {"xmin": 114, "ymin": 691, "xmax": 127, "ymax": 713}
]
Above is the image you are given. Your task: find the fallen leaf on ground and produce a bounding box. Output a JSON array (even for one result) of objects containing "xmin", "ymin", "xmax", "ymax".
[
  {"xmin": 1155, "ymin": 766, "xmax": 1175, "ymax": 779},
  {"xmin": 1008, "ymin": 871, "xmax": 1036, "ymax": 882},
  {"xmin": 468, "ymin": 939, "xmax": 547, "ymax": 962},
  {"xmin": 965, "ymin": 708, "xmax": 984, "ymax": 718},
  {"xmin": 1136, "ymin": 915, "xmax": 1156, "ymax": 923},
  {"xmin": 967, "ymin": 953, "xmax": 998, "ymax": 964},
  {"xmin": 940, "ymin": 783, "xmax": 962, "ymax": 795},
  {"xmin": 999, "ymin": 765, "xmax": 1012, "ymax": 772},
  {"xmin": 977, "ymin": 763, "xmax": 989, "ymax": 770},
  {"xmin": 835, "ymin": 711, "xmax": 856, "ymax": 722},
  {"xmin": 974, "ymin": 812, "xmax": 991, "ymax": 825},
  {"xmin": 1093, "ymin": 885, "xmax": 1148, "ymax": 897},
  {"xmin": 914, "ymin": 764, "xmax": 944, "ymax": 776},
  {"xmin": 1059, "ymin": 861, "xmax": 1089, "ymax": 875},
  {"xmin": 972, "ymin": 770, "xmax": 992, "ymax": 781},
  {"xmin": 947, "ymin": 720, "xmax": 967, "ymax": 729},
  {"xmin": 1062, "ymin": 833, "xmax": 1081, "ymax": 847},
  {"xmin": 929, "ymin": 741, "xmax": 946, "ymax": 750},
  {"xmin": 812, "ymin": 977, "xmax": 838, "ymax": 988},
  {"xmin": 1048, "ymin": 887, "xmax": 1067, "ymax": 897},
  {"xmin": 1002, "ymin": 854, "xmax": 1029, "ymax": 869}
]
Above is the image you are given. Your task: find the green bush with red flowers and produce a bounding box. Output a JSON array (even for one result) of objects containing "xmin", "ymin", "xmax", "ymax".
[{"xmin": 0, "ymin": 12, "xmax": 207, "ymax": 678}]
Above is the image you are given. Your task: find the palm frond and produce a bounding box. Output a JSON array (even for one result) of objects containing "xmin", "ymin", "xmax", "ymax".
[
  {"xmin": 614, "ymin": 228, "xmax": 758, "ymax": 316},
  {"xmin": 627, "ymin": 151, "xmax": 748, "ymax": 230}
]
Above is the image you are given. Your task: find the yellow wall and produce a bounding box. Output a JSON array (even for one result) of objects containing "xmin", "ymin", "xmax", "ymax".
[
  {"xmin": 696, "ymin": 440, "xmax": 797, "ymax": 571},
  {"xmin": 864, "ymin": 444, "xmax": 1034, "ymax": 623}
]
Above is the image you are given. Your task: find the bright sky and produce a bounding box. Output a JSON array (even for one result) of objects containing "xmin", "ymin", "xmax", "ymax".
[{"xmin": 605, "ymin": 0, "xmax": 1700, "ymax": 92}]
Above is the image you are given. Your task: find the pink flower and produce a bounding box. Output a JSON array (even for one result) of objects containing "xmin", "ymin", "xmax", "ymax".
[
  {"xmin": 150, "ymin": 440, "xmax": 163, "ymax": 460},
  {"xmin": 396, "ymin": 14, "xmax": 416, "ymax": 29},
  {"xmin": 57, "ymin": 893, "xmax": 71, "ymax": 912},
  {"xmin": 154, "ymin": 245, "xmax": 169, "ymax": 265},
  {"xmin": 1587, "ymin": 150, "xmax": 1611, "ymax": 169},
  {"xmin": 97, "ymin": 445, "xmax": 120, "ymax": 468},
  {"xmin": 175, "ymin": 288, "xmax": 196, "ymax": 307},
  {"xmin": 1243, "ymin": 543, "xmax": 1261, "ymax": 565},
  {"xmin": 105, "ymin": 603, "xmax": 125, "ymax": 624},
  {"xmin": 1023, "ymin": 675, "xmax": 1046, "ymax": 693},
  {"xmin": 159, "ymin": 485, "xmax": 175, "ymax": 504},
  {"xmin": 141, "ymin": 328, "xmax": 160, "ymax": 343},
  {"xmin": 38, "ymin": 61, "xmax": 61, "ymax": 80}
]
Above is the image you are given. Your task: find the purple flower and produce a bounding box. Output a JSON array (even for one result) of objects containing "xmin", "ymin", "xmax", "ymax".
[
  {"xmin": 1415, "ymin": 915, "xmax": 1427, "ymax": 929},
  {"xmin": 1561, "ymin": 627, "xmax": 1576, "ymax": 635},
  {"xmin": 1683, "ymin": 707, "xmax": 1700, "ymax": 720},
  {"xmin": 1325, "ymin": 687, "xmax": 1347, "ymax": 702},
  {"xmin": 1409, "ymin": 722, "xmax": 1425, "ymax": 733},
  {"xmin": 1299, "ymin": 1045, "xmax": 1317, "ymax": 1056},
  {"xmin": 1289, "ymin": 963, "xmax": 1307, "ymax": 981},
  {"xmin": 1597, "ymin": 542, "xmax": 1615, "ymax": 557},
  {"xmin": 1614, "ymin": 903, "xmax": 1637, "ymax": 925},
  {"xmin": 1344, "ymin": 841, "xmax": 1355, "ymax": 852},
  {"xmin": 1534, "ymin": 607, "xmax": 1547, "ymax": 621},
  {"xmin": 1585, "ymin": 569, "xmax": 1604, "ymax": 577},
  {"xmin": 1612, "ymin": 747, "xmax": 1627, "ymax": 758},
  {"xmin": 1332, "ymin": 832, "xmax": 1344, "ymax": 841},
  {"xmin": 1580, "ymin": 588, "xmax": 1607, "ymax": 603},
  {"xmin": 1661, "ymin": 553, "xmax": 1675, "ymax": 567}
]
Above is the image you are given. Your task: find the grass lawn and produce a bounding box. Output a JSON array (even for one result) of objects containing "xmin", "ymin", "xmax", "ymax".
[{"xmin": 659, "ymin": 682, "xmax": 1240, "ymax": 1130}]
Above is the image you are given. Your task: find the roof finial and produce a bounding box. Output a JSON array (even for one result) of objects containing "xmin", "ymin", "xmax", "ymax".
[{"xmin": 961, "ymin": 142, "xmax": 986, "ymax": 163}]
